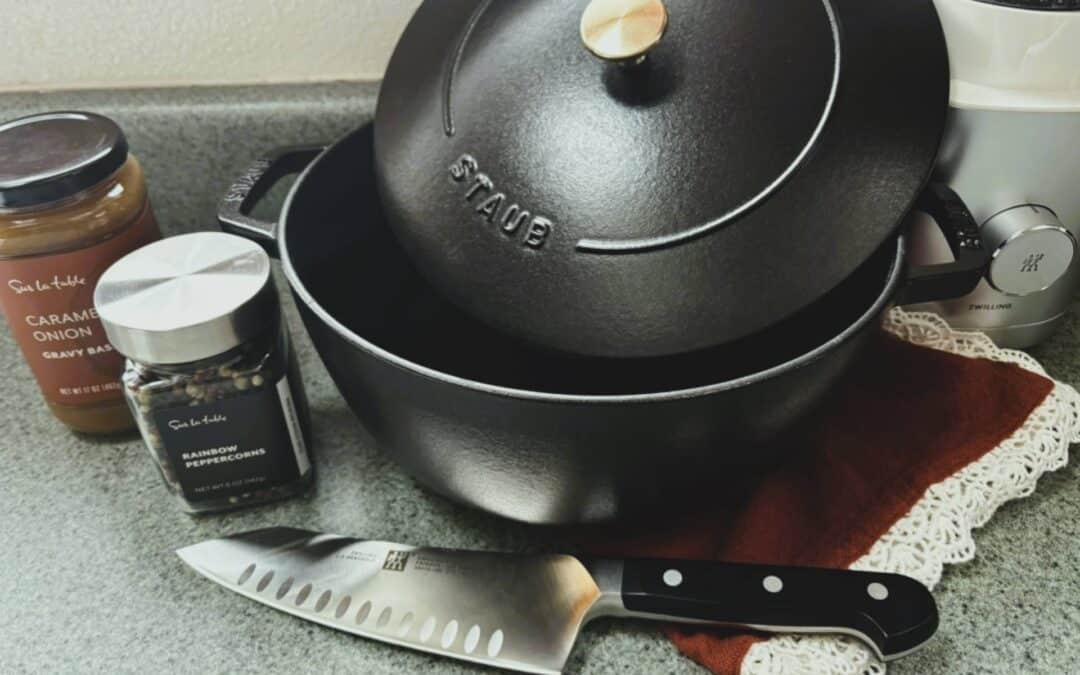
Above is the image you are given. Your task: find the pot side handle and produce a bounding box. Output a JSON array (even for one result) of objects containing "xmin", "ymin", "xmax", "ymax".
[
  {"xmin": 218, "ymin": 145, "xmax": 325, "ymax": 257},
  {"xmin": 899, "ymin": 183, "xmax": 989, "ymax": 305}
]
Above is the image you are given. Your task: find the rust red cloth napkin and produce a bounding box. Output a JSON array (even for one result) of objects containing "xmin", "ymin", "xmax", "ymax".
[{"xmin": 588, "ymin": 330, "xmax": 1054, "ymax": 674}]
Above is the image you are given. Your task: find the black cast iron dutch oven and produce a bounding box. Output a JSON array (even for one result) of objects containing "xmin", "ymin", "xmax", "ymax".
[
  {"xmin": 219, "ymin": 123, "xmax": 984, "ymax": 524},
  {"xmin": 374, "ymin": 0, "xmax": 986, "ymax": 358}
]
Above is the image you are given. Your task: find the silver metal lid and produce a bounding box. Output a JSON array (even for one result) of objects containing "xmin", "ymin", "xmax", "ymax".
[{"xmin": 94, "ymin": 232, "xmax": 278, "ymax": 365}]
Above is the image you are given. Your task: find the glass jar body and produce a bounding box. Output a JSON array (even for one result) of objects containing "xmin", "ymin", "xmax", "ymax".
[
  {"xmin": 0, "ymin": 156, "xmax": 159, "ymax": 434},
  {"xmin": 122, "ymin": 322, "xmax": 314, "ymax": 514}
]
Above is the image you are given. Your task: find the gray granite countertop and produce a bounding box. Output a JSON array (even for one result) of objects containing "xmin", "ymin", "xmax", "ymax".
[{"xmin": 0, "ymin": 84, "xmax": 1077, "ymax": 675}]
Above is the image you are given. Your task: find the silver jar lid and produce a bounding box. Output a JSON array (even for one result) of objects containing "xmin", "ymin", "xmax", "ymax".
[{"xmin": 95, "ymin": 232, "xmax": 278, "ymax": 365}]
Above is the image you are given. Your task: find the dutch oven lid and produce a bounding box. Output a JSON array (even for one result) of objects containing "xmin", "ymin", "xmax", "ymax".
[{"xmin": 375, "ymin": 0, "xmax": 950, "ymax": 356}]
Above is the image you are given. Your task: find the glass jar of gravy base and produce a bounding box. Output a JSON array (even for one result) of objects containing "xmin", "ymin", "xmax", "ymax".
[
  {"xmin": 0, "ymin": 112, "xmax": 161, "ymax": 434},
  {"xmin": 95, "ymin": 232, "xmax": 314, "ymax": 514}
]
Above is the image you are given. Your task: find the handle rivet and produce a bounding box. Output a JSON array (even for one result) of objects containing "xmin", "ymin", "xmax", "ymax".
[
  {"xmin": 867, "ymin": 582, "xmax": 889, "ymax": 601},
  {"xmin": 662, "ymin": 569, "xmax": 684, "ymax": 587},
  {"xmin": 763, "ymin": 575, "xmax": 784, "ymax": 594}
]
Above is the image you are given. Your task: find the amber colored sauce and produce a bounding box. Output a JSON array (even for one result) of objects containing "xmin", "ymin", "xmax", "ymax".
[
  {"xmin": 0, "ymin": 158, "xmax": 148, "ymax": 257},
  {"xmin": 0, "ymin": 157, "xmax": 156, "ymax": 434}
]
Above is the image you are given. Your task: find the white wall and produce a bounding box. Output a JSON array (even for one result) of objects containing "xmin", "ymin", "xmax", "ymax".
[{"xmin": 0, "ymin": 0, "xmax": 422, "ymax": 91}]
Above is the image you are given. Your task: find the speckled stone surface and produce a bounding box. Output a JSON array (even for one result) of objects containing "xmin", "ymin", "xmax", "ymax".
[
  {"xmin": 0, "ymin": 85, "xmax": 1077, "ymax": 675},
  {"xmin": 0, "ymin": 84, "xmax": 379, "ymax": 235}
]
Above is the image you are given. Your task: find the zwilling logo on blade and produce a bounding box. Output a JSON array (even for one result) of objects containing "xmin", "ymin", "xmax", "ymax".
[{"xmin": 383, "ymin": 551, "xmax": 411, "ymax": 572}]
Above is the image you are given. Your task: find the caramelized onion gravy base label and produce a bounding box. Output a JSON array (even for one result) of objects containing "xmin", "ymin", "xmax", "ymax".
[{"xmin": 0, "ymin": 208, "xmax": 160, "ymax": 405}]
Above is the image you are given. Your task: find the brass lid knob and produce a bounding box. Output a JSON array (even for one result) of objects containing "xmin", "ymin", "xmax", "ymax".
[{"xmin": 580, "ymin": 0, "xmax": 669, "ymax": 62}]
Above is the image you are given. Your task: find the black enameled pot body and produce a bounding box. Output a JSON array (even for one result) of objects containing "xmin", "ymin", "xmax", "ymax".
[{"xmin": 221, "ymin": 127, "xmax": 908, "ymax": 524}]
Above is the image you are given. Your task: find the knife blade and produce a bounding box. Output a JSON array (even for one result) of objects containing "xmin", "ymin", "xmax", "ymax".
[{"xmin": 177, "ymin": 528, "xmax": 938, "ymax": 674}]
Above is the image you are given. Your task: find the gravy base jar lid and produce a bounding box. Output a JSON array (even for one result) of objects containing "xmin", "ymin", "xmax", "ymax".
[
  {"xmin": 94, "ymin": 232, "xmax": 278, "ymax": 365},
  {"xmin": 0, "ymin": 112, "xmax": 129, "ymax": 209}
]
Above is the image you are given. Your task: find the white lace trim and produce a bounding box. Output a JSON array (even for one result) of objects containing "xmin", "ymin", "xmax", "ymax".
[{"xmin": 739, "ymin": 310, "xmax": 1080, "ymax": 675}]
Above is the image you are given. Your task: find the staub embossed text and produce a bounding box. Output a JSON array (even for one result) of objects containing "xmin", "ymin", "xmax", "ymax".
[{"xmin": 449, "ymin": 154, "xmax": 553, "ymax": 249}]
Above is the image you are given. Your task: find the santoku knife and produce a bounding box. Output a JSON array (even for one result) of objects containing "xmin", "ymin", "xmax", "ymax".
[{"xmin": 177, "ymin": 528, "xmax": 938, "ymax": 674}]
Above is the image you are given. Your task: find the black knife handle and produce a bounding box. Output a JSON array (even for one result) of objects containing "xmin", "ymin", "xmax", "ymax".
[{"xmin": 620, "ymin": 559, "xmax": 938, "ymax": 660}]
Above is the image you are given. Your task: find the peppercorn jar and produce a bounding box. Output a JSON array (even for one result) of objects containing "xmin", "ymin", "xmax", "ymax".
[
  {"xmin": 94, "ymin": 232, "xmax": 314, "ymax": 514},
  {"xmin": 0, "ymin": 112, "xmax": 161, "ymax": 434}
]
